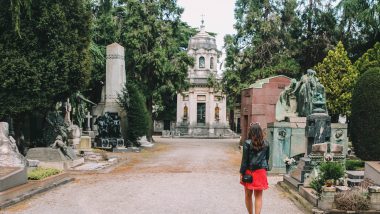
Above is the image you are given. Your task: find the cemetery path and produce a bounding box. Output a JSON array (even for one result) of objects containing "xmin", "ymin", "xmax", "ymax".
[{"xmin": 2, "ymin": 138, "xmax": 305, "ymax": 214}]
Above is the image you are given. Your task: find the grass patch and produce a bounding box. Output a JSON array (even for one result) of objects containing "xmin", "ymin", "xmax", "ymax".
[{"xmin": 28, "ymin": 167, "xmax": 61, "ymax": 180}]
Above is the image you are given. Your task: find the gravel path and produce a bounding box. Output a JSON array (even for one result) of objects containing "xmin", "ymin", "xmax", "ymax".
[{"xmin": 2, "ymin": 138, "xmax": 304, "ymax": 214}]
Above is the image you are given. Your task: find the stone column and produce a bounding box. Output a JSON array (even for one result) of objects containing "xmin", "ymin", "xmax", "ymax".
[
  {"xmin": 369, "ymin": 186, "xmax": 380, "ymax": 210},
  {"xmin": 317, "ymin": 186, "xmax": 336, "ymax": 210},
  {"xmin": 106, "ymin": 43, "xmax": 125, "ymax": 102}
]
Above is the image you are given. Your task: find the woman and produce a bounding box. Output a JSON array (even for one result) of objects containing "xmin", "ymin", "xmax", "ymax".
[{"xmin": 240, "ymin": 123, "xmax": 270, "ymax": 214}]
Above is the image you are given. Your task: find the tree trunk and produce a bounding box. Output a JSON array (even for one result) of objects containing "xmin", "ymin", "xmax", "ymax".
[
  {"xmin": 146, "ymin": 96, "xmax": 154, "ymax": 143},
  {"xmin": 229, "ymin": 109, "xmax": 235, "ymax": 132},
  {"xmin": 307, "ymin": 0, "xmax": 313, "ymax": 38}
]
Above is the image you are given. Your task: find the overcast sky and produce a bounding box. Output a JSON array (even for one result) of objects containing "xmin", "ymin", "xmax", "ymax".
[{"xmin": 177, "ymin": 0, "xmax": 236, "ymax": 71}]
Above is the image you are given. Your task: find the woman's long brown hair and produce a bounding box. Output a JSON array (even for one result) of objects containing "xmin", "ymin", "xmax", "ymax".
[{"xmin": 248, "ymin": 123, "xmax": 264, "ymax": 151}]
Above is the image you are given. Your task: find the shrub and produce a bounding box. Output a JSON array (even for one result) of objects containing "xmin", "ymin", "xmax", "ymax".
[
  {"xmin": 351, "ymin": 67, "xmax": 380, "ymax": 160},
  {"xmin": 320, "ymin": 162, "xmax": 345, "ymax": 181},
  {"xmin": 310, "ymin": 177, "xmax": 325, "ymax": 196},
  {"xmin": 335, "ymin": 190, "xmax": 370, "ymax": 211},
  {"xmin": 28, "ymin": 167, "xmax": 61, "ymax": 180},
  {"xmin": 118, "ymin": 82, "xmax": 150, "ymax": 147},
  {"xmin": 346, "ymin": 160, "xmax": 365, "ymax": 170}
]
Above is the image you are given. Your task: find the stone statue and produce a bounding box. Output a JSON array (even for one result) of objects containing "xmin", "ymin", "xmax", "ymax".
[
  {"xmin": 276, "ymin": 69, "xmax": 327, "ymax": 121},
  {"xmin": 0, "ymin": 122, "xmax": 26, "ymax": 167},
  {"xmin": 44, "ymin": 111, "xmax": 69, "ymax": 147},
  {"xmin": 71, "ymin": 92, "xmax": 96, "ymax": 128},
  {"xmin": 62, "ymin": 98, "xmax": 72, "ymax": 125},
  {"xmin": 51, "ymin": 135, "xmax": 75, "ymax": 160},
  {"xmin": 276, "ymin": 79, "xmax": 298, "ymax": 121}
]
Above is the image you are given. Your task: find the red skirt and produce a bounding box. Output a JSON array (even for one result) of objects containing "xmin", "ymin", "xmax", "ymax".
[{"xmin": 240, "ymin": 169, "xmax": 268, "ymax": 190}]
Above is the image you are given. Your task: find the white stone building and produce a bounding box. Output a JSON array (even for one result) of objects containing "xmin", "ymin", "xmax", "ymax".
[{"xmin": 175, "ymin": 23, "xmax": 231, "ymax": 137}]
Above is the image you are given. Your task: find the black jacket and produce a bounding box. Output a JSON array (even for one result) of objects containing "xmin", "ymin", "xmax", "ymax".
[{"xmin": 239, "ymin": 140, "xmax": 270, "ymax": 174}]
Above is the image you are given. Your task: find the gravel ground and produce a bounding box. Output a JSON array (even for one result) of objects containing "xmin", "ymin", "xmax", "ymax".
[{"xmin": 2, "ymin": 137, "xmax": 304, "ymax": 214}]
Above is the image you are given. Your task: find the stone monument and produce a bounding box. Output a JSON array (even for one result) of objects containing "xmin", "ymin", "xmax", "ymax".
[
  {"xmin": 268, "ymin": 69, "xmax": 348, "ymax": 173},
  {"xmin": 26, "ymin": 115, "xmax": 84, "ymax": 170},
  {"xmin": 0, "ymin": 122, "xmax": 27, "ymax": 191},
  {"xmin": 93, "ymin": 43, "xmax": 127, "ymax": 145},
  {"xmin": 94, "ymin": 112, "xmax": 124, "ymax": 149}
]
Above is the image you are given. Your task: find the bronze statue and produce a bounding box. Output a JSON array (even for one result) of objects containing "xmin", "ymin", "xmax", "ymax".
[{"xmin": 276, "ymin": 69, "xmax": 327, "ymax": 121}]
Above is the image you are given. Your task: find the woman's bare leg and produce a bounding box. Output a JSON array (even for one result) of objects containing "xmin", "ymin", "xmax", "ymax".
[
  {"xmin": 245, "ymin": 188, "xmax": 253, "ymax": 214},
  {"xmin": 254, "ymin": 190, "xmax": 263, "ymax": 214}
]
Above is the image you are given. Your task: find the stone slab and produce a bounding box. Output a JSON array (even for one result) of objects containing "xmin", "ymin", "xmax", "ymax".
[
  {"xmin": 26, "ymin": 148, "xmax": 68, "ymax": 162},
  {"xmin": 0, "ymin": 167, "xmax": 27, "ymax": 192},
  {"xmin": 283, "ymin": 174, "xmax": 302, "ymax": 191},
  {"xmin": 299, "ymin": 186, "xmax": 318, "ymax": 207},
  {"xmin": 287, "ymin": 117, "xmax": 307, "ymax": 123},
  {"xmin": 346, "ymin": 170, "xmax": 364, "ymax": 179},
  {"xmin": 72, "ymin": 162, "xmax": 110, "ymax": 171},
  {"xmin": 37, "ymin": 158, "xmax": 84, "ymax": 170},
  {"xmin": 112, "ymin": 147, "xmax": 141, "ymax": 153},
  {"xmin": 0, "ymin": 173, "xmax": 72, "ymax": 209},
  {"xmin": 347, "ymin": 178, "xmax": 363, "ymax": 187},
  {"xmin": 365, "ymin": 162, "xmax": 380, "ymax": 186}
]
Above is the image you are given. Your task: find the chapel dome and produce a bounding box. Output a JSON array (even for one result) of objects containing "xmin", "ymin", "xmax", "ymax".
[{"xmin": 188, "ymin": 25, "xmax": 217, "ymax": 50}]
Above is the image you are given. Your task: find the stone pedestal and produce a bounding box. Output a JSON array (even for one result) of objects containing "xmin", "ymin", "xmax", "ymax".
[
  {"xmin": 305, "ymin": 113, "xmax": 331, "ymax": 154},
  {"xmin": 369, "ymin": 186, "xmax": 380, "ymax": 210},
  {"xmin": 317, "ymin": 186, "xmax": 336, "ymax": 210},
  {"xmin": 290, "ymin": 157, "xmax": 312, "ymax": 183},
  {"xmin": 267, "ymin": 120, "xmax": 306, "ymax": 173},
  {"xmin": 77, "ymin": 136, "xmax": 92, "ymax": 150}
]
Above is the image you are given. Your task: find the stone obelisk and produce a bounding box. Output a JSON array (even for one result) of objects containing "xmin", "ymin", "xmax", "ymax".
[{"xmin": 93, "ymin": 43, "xmax": 127, "ymax": 115}]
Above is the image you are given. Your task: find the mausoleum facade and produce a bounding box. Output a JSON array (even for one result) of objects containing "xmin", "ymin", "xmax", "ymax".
[{"xmin": 175, "ymin": 23, "xmax": 231, "ymax": 137}]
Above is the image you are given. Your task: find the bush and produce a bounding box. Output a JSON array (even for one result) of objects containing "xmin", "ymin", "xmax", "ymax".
[
  {"xmin": 351, "ymin": 67, "xmax": 380, "ymax": 160},
  {"xmin": 346, "ymin": 160, "xmax": 365, "ymax": 170},
  {"xmin": 320, "ymin": 162, "xmax": 345, "ymax": 181},
  {"xmin": 310, "ymin": 177, "xmax": 325, "ymax": 196},
  {"xmin": 118, "ymin": 82, "xmax": 150, "ymax": 147},
  {"xmin": 335, "ymin": 190, "xmax": 370, "ymax": 211},
  {"xmin": 28, "ymin": 167, "xmax": 61, "ymax": 180}
]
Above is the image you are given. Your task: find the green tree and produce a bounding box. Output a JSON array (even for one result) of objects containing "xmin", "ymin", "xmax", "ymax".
[
  {"xmin": 0, "ymin": 0, "xmax": 92, "ymax": 141},
  {"xmin": 351, "ymin": 67, "xmax": 380, "ymax": 160},
  {"xmin": 88, "ymin": 0, "xmax": 121, "ymax": 103},
  {"xmin": 314, "ymin": 42, "xmax": 358, "ymax": 120},
  {"xmin": 119, "ymin": 82, "xmax": 149, "ymax": 146},
  {"xmin": 297, "ymin": 0, "xmax": 338, "ymax": 70},
  {"xmin": 223, "ymin": 0, "xmax": 301, "ymax": 128},
  {"xmin": 120, "ymin": 0, "xmax": 193, "ymax": 141},
  {"xmin": 8, "ymin": 0, "xmax": 32, "ymax": 34},
  {"xmin": 337, "ymin": 0, "xmax": 380, "ymax": 60},
  {"xmin": 354, "ymin": 42, "xmax": 380, "ymax": 74}
]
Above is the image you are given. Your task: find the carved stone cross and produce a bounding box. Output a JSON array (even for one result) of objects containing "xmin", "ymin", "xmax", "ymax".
[{"xmin": 85, "ymin": 111, "xmax": 93, "ymax": 131}]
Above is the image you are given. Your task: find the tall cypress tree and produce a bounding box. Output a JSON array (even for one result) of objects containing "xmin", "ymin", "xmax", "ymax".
[{"xmin": 119, "ymin": 82, "xmax": 149, "ymax": 146}]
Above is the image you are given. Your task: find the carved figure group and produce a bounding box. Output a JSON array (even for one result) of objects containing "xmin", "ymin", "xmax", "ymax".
[
  {"xmin": 95, "ymin": 112, "xmax": 122, "ymax": 139},
  {"xmin": 276, "ymin": 69, "xmax": 327, "ymax": 121}
]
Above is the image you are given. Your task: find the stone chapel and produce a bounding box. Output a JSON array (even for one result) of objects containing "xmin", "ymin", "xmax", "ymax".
[{"xmin": 175, "ymin": 22, "xmax": 230, "ymax": 137}]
